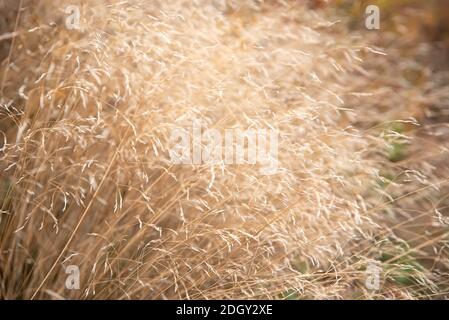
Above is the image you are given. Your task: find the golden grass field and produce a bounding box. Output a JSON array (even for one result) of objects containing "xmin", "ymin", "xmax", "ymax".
[{"xmin": 0, "ymin": 0, "xmax": 449, "ymax": 299}]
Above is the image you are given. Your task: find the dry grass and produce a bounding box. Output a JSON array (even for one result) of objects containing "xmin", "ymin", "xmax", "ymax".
[{"xmin": 0, "ymin": 0, "xmax": 448, "ymax": 299}]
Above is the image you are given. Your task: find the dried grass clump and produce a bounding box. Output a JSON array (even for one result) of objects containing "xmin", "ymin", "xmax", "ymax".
[{"xmin": 0, "ymin": 0, "xmax": 447, "ymax": 299}]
